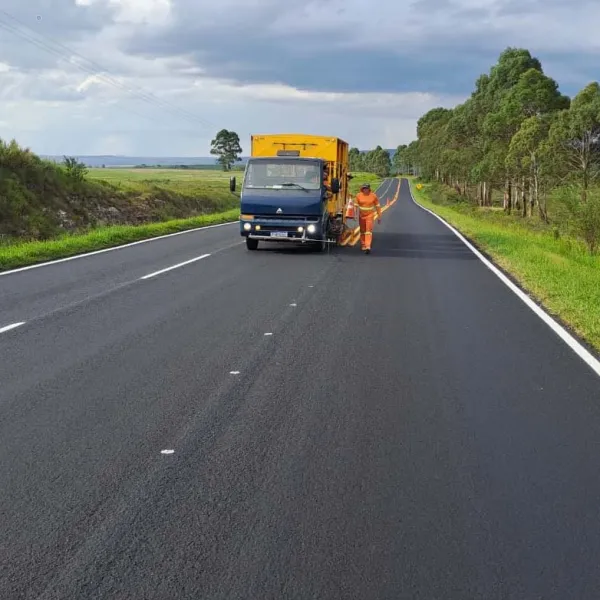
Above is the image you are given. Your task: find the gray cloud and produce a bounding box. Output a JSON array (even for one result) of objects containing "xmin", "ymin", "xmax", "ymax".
[
  {"xmin": 118, "ymin": 0, "xmax": 597, "ymax": 97},
  {"xmin": 1, "ymin": 0, "xmax": 599, "ymax": 155},
  {"xmin": 0, "ymin": 0, "xmax": 114, "ymax": 36},
  {"xmin": 121, "ymin": 2, "xmax": 490, "ymax": 95},
  {"xmin": 1, "ymin": 0, "xmax": 596, "ymax": 96},
  {"xmin": 496, "ymin": 0, "xmax": 599, "ymax": 15},
  {"xmin": 0, "ymin": 1, "xmax": 115, "ymax": 70}
]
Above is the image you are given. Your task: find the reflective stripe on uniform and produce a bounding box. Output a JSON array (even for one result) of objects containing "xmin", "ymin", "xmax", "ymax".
[{"xmin": 358, "ymin": 205, "xmax": 378, "ymax": 211}]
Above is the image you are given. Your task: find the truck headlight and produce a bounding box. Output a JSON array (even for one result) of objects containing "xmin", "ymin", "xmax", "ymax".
[
  {"xmin": 243, "ymin": 223, "xmax": 251, "ymax": 231},
  {"xmin": 297, "ymin": 226, "xmax": 304, "ymax": 232},
  {"xmin": 307, "ymin": 224, "xmax": 316, "ymax": 234}
]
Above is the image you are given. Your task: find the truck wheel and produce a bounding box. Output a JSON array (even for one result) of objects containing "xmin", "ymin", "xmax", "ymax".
[
  {"xmin": 314, "ymin": 236, "xmax": 327, "ymax": 252},
  {"xmin": 246, "ymin": 238, "xmax": 259, "ymax": 251}
]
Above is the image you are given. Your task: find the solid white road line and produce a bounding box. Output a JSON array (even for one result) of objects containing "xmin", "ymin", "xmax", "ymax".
[
  {"xmin": 140, "ymin": 253, "xmax": 211, "ymax": 280},
  {"xmin": 407, "ymin": 180, "xmax": 600, "ymax": 379},
  {"xmin": 0, "ymin": 221, "xmax": 237, "ymax": 278},
  {"xmin": 0, "ymin": 322, "xmax": 25, "ymax": 334}
]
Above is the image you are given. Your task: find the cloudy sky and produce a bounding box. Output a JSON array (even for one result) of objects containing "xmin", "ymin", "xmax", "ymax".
[{"xmin": 0, "ymin": 0, "xmax": 597, "ymax": 156}]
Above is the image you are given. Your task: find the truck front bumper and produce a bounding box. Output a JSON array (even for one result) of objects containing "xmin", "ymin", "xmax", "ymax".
[{"xmin": 240, "ymin": 217, "xmax": 324, "ymax": 243}]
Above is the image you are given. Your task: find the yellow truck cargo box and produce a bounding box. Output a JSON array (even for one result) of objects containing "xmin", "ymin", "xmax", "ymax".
[{"xmin": 251, "ymin": 134, "xmax": 348, "ymax": 163}]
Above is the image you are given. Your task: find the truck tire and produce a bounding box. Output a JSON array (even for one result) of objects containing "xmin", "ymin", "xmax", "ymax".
[
  {"xmin": 313, "ymin": 236, "xmax": 327, "ymax": 252},
  {"xmin": 246, "ymin": 238, "xmax": 259, "ymax": 251}
]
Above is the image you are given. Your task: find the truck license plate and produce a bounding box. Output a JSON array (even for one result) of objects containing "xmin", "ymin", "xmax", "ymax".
[{"xmin": 270, "ymin": 231, "xmax": 288, "ymax": 238}]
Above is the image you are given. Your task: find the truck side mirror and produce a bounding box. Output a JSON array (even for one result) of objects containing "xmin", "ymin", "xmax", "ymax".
[
  {"xmin": 230, "ymin": 176, "xmax": 236, "ymax": 192},
  {"xmin": 330, "ymin": 178, "xmax": 340, "ymax": 194},
  {"xmin": 347, "ymin": 173, "xmax": 354, "ymax": 180}
]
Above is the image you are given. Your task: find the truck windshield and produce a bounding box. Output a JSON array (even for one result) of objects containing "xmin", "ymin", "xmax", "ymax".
[{"xmin": 244, "ymin": 160, "xmax": 321, "ymax": 190}]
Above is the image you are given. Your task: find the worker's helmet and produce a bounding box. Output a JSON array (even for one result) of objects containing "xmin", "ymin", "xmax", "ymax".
[{"xmin": 360, "ymin": 183, "xmax": 371, "ymax": 190}]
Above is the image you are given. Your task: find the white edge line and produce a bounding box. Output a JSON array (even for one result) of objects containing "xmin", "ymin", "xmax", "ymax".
[
  {"xmin": 140, "ymin": 253, "xmax": 211, "ymax": 279},
  {"xmin": 0, "ymin": 220, "xmax": 237, "ymax": 277},
  {"xmin": 0, "ymin": 322, "xmax": 25, "ymax": 334},
  {"xmin": 406, "ymin": 179, "xmax": 600, "ymax": 378}
]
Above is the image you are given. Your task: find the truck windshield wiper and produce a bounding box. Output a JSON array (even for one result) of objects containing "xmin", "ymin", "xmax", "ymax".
[{"xmin": 280, "ymin": 182, "xmax": 309, "ymax": 192}]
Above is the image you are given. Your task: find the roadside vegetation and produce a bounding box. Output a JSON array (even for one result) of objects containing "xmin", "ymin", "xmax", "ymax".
[
  {"xmin": 397, "ymin": 47, "xmax": 600, "ymax": 351},
  {"xmin": 0, "ymin": 138, "xmax": 240, "ymax": 270},
  {"xmin": 0, "ymin": 210, "xmax": 239, "ymax": 272},
  {"xmin": 0, "ymin": 139, "xmax": 240, "ymax": 242},
  {"xmin": 349, "ymin": 146, "xmax": 392, "ymax": 178}
]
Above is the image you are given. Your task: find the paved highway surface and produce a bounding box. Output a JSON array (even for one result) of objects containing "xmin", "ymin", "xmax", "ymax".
[{"xmin": 2, "ymin": 179, "xmax": 599, "ymax": 599}]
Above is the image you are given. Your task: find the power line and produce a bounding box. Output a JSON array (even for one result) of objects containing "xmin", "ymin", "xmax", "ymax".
[
  {"xmin": 0, "ymin": 19, "xmax": 169, "ymax": 126},
  {"xmin": 0, "ymin": 14, "xmax": 212, "ymax": 129},
  {"xmin": 0, "ymin": 10, "xmax": 216, "ymax": 131}
]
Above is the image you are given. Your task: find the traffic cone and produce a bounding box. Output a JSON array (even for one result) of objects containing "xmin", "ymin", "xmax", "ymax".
[{"xmin": 345, "ymin": 198, "xmax": 355, "ymax": 219}]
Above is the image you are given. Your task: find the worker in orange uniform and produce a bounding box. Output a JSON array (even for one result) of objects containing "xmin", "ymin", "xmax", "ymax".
[{"xmin": 355, "ymin": 183, "xmax": 381, "ymax": 254}]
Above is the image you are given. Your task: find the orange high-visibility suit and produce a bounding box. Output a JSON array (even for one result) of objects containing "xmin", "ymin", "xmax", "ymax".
[{"xmin": 355, "ymin": 189, "xmax": 381, "ymax": 252}]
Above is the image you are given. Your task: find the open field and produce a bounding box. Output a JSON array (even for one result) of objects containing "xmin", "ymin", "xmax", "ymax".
[
  {"xmin": 87, "ymin": 167, "xmax": 236, "ymax": 185},
  {"xmin": 0, "ymin": 169, "xmax": 239, "ymax": 270},
  {"xmin": 348, "ymin": 172, "xmax": 382, "ymax": 195},
  {"xmin": 410, "ymin": 179, "xmax": 600, "ymax": 353},
  {"xmin": 87, "ymin": 168, "xmax": 238, "ymax": 204}
]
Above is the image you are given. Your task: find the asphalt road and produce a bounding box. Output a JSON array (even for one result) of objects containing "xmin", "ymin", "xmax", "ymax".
[{"xmin": 1, "ymin": 179, "xmax": 600, "ymax": 599}]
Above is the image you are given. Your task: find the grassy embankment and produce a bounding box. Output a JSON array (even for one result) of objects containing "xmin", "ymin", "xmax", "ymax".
[
  {"xmin": 0, "ymin": 168, "xmax": 240, "ymax": 271},
  {"xmin": 0, "ymin": 164, "xmax": 381, "ymax": 271},
  {"xmin": 409, "ymin": 178, "xmax": 600, "ymax": 353}
]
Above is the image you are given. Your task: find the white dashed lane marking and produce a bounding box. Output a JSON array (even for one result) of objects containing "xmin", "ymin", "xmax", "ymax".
[
  {"xmin": 0, "ymin": 322, "xmax": 25, "ymax": 334},
  {"xmin": 140, "ymin": 254, "xmax": 211, "ymax": 280}
]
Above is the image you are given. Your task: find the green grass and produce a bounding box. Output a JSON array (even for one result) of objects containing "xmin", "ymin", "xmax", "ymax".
[
  {"xmin": 409, "ymin": 179, "xmax": 600, "ymax": 352},
  {"xmin": 87, "ymin": 168, "xmax": 238, "ymax": 204},
  {"xmin": 348, "ymin": 172, "xmax": 384, "ymax": 195},
  {"xmin": 0, "ymin": 209, "xmax": 239, "ymax": 271},
  {"xmin": 0, "ymin": 168, "xmax": 241, "ymax": 271}
]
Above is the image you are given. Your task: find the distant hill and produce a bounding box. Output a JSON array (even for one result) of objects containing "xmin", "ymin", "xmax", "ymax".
[
  {"xmin": 41, "ymin": 155, "xmax": 248, "ymax": 168},
  {"xmin": 41, "ymin": 149, "xmax": 394, "ymax": 168}
]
